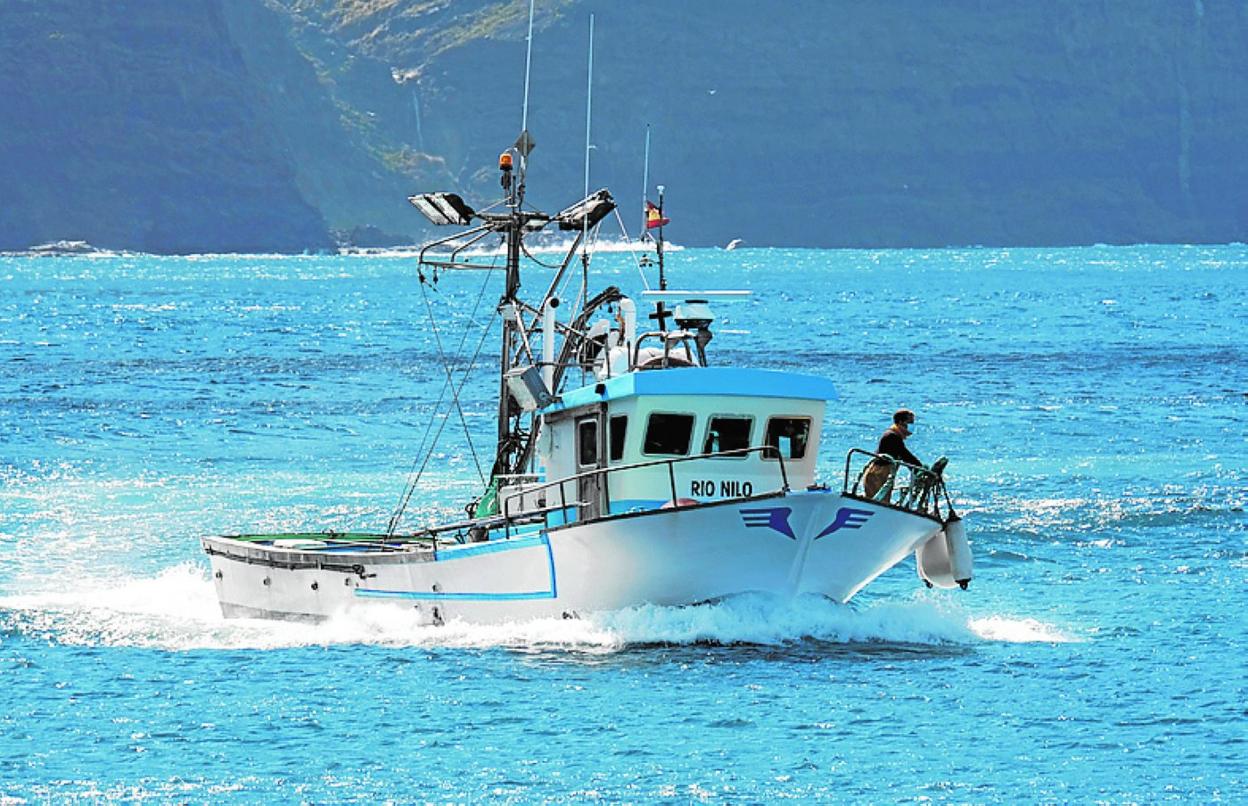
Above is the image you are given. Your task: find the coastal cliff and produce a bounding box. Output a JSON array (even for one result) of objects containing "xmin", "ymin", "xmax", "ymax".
[
  {"xmin": 0, "ymin": 0, "xmax": 331, "ymax": 253},
  {"xmin": 1, "ymin": 0, "xmax": 1245, "ymax": 252}
]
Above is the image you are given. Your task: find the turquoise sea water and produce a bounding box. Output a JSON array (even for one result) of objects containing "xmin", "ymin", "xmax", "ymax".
[{"xmin": 1, "ymin": 245, "xmax": 1245, "ymax": 802}]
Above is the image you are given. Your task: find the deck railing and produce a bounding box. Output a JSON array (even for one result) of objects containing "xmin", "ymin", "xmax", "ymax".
[
  {"xmin": 842, "ymin": 448, "xmax": 954, "ymax": 520},
  {"xmin": 499, "ymin": 445, "xmax": 790, "ymax": 538}
]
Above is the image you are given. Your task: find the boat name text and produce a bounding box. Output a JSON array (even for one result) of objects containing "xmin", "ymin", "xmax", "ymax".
[{"xmin": 690, "ymin": 479, "xmax": 755, "ymax": 497}]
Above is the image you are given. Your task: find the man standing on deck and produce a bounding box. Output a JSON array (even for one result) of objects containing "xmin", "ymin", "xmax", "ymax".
[{"xmin": 863, "ymin": 409, "xmax": 923, "ymax": 500}]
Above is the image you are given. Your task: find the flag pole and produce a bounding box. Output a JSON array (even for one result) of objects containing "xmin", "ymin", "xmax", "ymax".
[
  {"xmin": 657, "ymin": 184, "xmax": 667, "ymax": 292},
  {"xmin": 642, "ymin": 128, "xmax": 669, "ymax": 329},
  {"xmin": 641, "ymin": 124, "xmax": 651, "ymax": 241}
]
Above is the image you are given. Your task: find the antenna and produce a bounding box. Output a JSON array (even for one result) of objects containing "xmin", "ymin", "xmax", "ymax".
[
  {"xmin": 639, "ymin": 125, "xmax": 669, "ymax": 327},
  {"xmin": 583, "ymin": 15, "xmax": 595, "ymax": 203},
  {"xmin": 641, "ymin": 124, "xmax": 651, "ymax": 238},
  {"xmin": 520, "ymin": 0, "xmax": 535, "ymax": 136},
  {"xmin": 581, "ymin": 13, "xmax": 595, "ymax": 311},
  {"xmin": 517, "ymin": 0, "xmax": 537, "ymax": 185}
]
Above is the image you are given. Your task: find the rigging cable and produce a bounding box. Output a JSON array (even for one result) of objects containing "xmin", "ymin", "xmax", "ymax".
[
  {"xmin": 417, "ymin": 270, "xmax": 488, "ymax": 486},
  {"xmin": 385, "ymin": 313, "xmax": 494, "ymax": 537},
  {"xmin": 386, "ymin": 267, "xmax": 496, "ymax": 535},
  {"xmin": 611, "ymin": 207, "xmax": 653, "ymax": 290},
  {"xmin": 519, "ymin": 239, "xmax": 565, "ymax": 270},
  {"xmin": 557, "ymin": 261, "xmax": 584, "ymax": 325}
]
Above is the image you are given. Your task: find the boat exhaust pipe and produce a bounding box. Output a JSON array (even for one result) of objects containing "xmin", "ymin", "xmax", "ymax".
[
  {"xmin": 619, "ymin": 297, "xmax": 637, "ymax": 361},
  {"xmin": 542, "ymin": 296, "xmax": 560, "ymax": 391}
]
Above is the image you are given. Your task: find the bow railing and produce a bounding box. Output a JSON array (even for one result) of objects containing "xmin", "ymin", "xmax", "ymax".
[
  {"xmin": 843, "ymin": 448, "xmax": 955, "ymax": 520},
  {"xmin": 499, "ymin": 445, "xmax": 790, "ymax": 538}
]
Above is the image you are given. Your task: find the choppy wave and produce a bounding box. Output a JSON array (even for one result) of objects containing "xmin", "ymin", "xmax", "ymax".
[
  {"xmin": 0, "ymin": 563, "xmax": 1079, "ymax": 651},
  {"xmin": 3, "ymin": 245, "xmax": 1241, "ymax": 800}
]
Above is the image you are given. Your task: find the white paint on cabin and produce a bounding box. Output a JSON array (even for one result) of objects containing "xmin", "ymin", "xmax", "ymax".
[{"xmin": 513, "ymin": 390, "xmax": 825, "ymax": 520}]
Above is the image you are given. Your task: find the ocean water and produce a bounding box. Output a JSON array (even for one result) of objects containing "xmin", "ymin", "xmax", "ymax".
[{"xmin": 1, "ymin": 244, "xmax": 1245, "ymax": 802}]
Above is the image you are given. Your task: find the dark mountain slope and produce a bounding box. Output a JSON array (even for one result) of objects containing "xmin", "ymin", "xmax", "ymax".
[
  {"xmin": 1, "ymin": 0, "xmax": 1245, "ymax": 252},
  {"xmin": 338, "ymin": 0, "xmax": 1248, "ymax": 248},
  {"xmin": 0, "ymin": 0, "xmax": 330, "ymax": 252}
]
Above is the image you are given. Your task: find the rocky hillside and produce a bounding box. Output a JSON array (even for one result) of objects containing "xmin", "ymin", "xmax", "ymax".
[
  {"xmin": 0, "ymin": 0, "xmax": 331, "ymax": 253},
  {"xmin": 2, "ymin": 0, "xmax": 1245, "ymax": 252}
]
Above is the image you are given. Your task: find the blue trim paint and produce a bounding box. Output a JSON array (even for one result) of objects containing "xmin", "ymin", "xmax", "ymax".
[
  {"xmin": 608, "ymin": 498, "xmax": 666, "ymax": 514},
  {"xmin": 434, "ymin": 533, "xmax": 547, "ymax": 561},
  {"xmin": 544, "ymin": 529, "xmax": 559, "ymax": 599},
  {"xmin": 542, "ymin": 367, "xmax": 837, "ymax": 413},
  {"xmin": 814, "ymin": 507, "xmax": 875, "ymax": 539},
  {"xmin": 355, "ymin": 589, "xmax": 555, "ymax": 602},
  {"xmin": 544, "ymin": 507, "xmax": 576, "ymax": 527},
  {"xmin": 740, "ymin": 506, "xmax": 797, "ymax": 539},
  {"xmin": 354, "ymin": 533, "xmax": 559, "ymax": 602}
]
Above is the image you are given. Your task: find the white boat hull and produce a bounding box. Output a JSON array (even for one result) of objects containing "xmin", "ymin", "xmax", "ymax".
[{"xmin": 202, "ymin": 490, "xmax": 950, "ymax": 624}]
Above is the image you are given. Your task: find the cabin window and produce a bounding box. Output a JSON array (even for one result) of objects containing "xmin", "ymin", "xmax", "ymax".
[
  {"xmin": 703, "ymin": 416, "xmax": 752, "ymax": 457},
  {"xmin": 764, "ymin": 417, "xmax": 811, "ymax": 460},
  {"xmin": 577, "ymin": 419, "xmax": 599, "ymax": 467},
  {"xmin": 643, "ymin": 413, "xmax": 694, "ymax": 456},
  {"xmin": 609, "ymin": 415, "xmax": 628, "ymax": 462}
]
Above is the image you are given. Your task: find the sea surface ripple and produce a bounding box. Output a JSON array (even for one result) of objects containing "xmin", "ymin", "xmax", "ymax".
[{"xmin": 1, "ymin": 245, "xmax": 1245, "ymax": 802}]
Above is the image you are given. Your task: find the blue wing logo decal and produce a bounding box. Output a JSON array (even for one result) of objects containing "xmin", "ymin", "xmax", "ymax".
[
  {"xmin": 815, "ymin": 507, "xmax": 874, "ymax": 539},
  {"xmin": 740, "ymin": 507, "xmax": 796, "ymax": 540},
  {"xmin": 742, "ymin": 506, "xmax": 874, "ymax": 541}
]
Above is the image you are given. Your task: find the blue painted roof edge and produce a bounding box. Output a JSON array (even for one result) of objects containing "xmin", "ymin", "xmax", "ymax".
[{"xmin": 543, "ymin": 367, "xmax": 837, "ymax": 413}]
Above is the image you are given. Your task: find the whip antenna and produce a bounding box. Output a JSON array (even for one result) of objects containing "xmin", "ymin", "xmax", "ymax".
[
  {"xmin": 583, "ymin": 14, "xmax": 595, "ymax": 203},
  {"xmin": 641, "ymin": 124, "xmax": 651, "ymax": 238},
  {"xmin": 581, "ymin": 13, "xmax": 595, "ymax": 310},
  {"xmin": 518, "ymin": 0, "xmax": 536, "ymax": 178}
]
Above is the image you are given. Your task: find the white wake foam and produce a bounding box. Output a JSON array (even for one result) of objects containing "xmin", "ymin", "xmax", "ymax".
[{"xmin": 0, "ymin": 564, "xmax": 1080, "ymax": 651}]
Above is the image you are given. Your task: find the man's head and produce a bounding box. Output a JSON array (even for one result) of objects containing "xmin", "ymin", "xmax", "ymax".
[{"xmin": 893, "ymin": 408, "xmax": 915, "ymax": 436}]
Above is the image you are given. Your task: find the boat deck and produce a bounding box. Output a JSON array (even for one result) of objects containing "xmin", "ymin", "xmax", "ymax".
[{"xmin": 225, "ymin": 532, "xmax": 440, "ymax": 554}]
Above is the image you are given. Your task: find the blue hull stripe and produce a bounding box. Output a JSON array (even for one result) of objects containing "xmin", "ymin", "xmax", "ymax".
[
  {"xmin": 432, "ymin": 533, "xmax": 547, "ymax": 561},
  {"xmin": 355, "ymin": 589, "xmax": 555, "ymax": 602},
  {"xmin": 545, "ymin": 529, "xmax": 559, "ymax": 599},
  {"xmin": 355, "ymin": 533, "xmax": 558, "ymax": 602}
]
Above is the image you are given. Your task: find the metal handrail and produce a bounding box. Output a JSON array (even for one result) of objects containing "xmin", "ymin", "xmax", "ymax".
[
  {"xmin": 843, "ymin": 448, "xmax": 953, "ymax": 519},
  {"xmin": 632, "ymin": 329, "xmax": 698, "ymax": 369},
  {"xmin": 500, "ymin": 444, "xmax": 790, "ymax": 536},
  {"xmin": 495, "ymin": 472, "xmax": 541, "ymax": 483}
]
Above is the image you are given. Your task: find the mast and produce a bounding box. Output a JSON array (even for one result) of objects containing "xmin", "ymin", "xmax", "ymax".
[
  {"xmin": 645, "ymin": 128, "xmax": 669, "ymax": 330},
  {"xmin": 492, "ymin": 0, "xmax": 538, "ymax": 480},
  {"xmin": 404, "ymin": 2, "xmax": 619, "ymax": 512},
  {"xmin": 652, "ymin": 184, "xmax": 670, "ymax": 331},
  {"xmin": 656, "ymin": 184, "xmax": 667, "ymax": 291},
  {"xmin": 494, "ymin": 153, "xmax": 521, "ymax": 479}
]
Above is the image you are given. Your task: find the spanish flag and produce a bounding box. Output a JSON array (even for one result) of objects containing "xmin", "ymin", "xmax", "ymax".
[{"xmin": 645, "ymin": 200, "xmax": 670, "ymax": 229}]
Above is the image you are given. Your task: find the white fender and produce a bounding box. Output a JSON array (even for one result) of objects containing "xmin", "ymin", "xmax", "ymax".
[
  {"xmin": 945, "ymin": 514, "xmax": 973, "ymax": 589},
  {"xmin": 915, "ymin": 527, "xmax": 957, "ymax": 589},
  {"xmin": 915, "ymin": 515, "xmax": 973, "ymax": 590}
]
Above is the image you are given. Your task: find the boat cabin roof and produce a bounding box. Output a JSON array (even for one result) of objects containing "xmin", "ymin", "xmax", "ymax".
[{"xmin": 541, "ymin": 367, "xmax": 837, "ymax": 415}]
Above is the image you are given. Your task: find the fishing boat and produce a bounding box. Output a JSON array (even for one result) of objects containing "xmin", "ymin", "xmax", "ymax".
[
  {"xmin": 201, "ymin": 18, "xmax": 972, "ymax": 626},
  {"xmin": 201, "ymin": 158, "xmax": 972, "ymax": 623}
]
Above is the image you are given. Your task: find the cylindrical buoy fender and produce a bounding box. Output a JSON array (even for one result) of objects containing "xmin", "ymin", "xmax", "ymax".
[
  {"xmin": 944, "ymin": 514, "xmax": 972, "ymax": 589},
  {"xmin": 915, "ymin": 527, "xmax": 957, "ymax": 589}
]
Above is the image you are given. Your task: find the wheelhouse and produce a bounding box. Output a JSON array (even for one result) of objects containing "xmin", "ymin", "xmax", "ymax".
[{"xmin": 499, "ymin": 367, "xmax": 836, "ymax": 523}]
